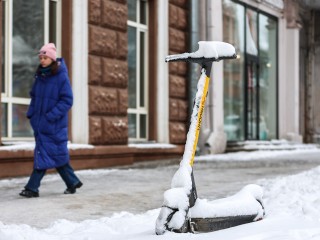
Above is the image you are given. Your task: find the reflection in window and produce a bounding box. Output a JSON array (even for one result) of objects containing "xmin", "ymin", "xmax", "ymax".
[
  {"xmin": 246, "ymin": 9, "xmax": 258, "ymax": 56},
  {"xmin": 12, "ymin": 104, "xmax": 33, "ymax": 137},
  {"xmin": 223, "ymin": 0, "xmax": 278, "ymax": 141},
  {"xmin": 128, "ymin": 26, "xmax": 137, "ymax": 109},
  {"xmin": 128, "ymin": 113, "xmax": 137, "ymax": 138},
  {"xmin": 12, "ymin": 0, "xmax": 44, "ymax": 98},
  {"xmin": 1, "ymin": 103, "xmax": 7, "ymax": 137},
  {"xmin": 223, "ymin": 0, "xmax": 245, "ymax": 141},
  {"xmin": 1, "ymin": 0, "xmax": 60, "ymax": 139},
  {"xmin": 259, "ymin": 14, "xmax": 277, "ymax": 140},
  {"xmin": 128, "ymin": 0, "xmax": 137, "ymax": 22}
]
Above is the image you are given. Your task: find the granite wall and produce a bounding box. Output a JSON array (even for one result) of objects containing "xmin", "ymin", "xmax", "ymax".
[{"xmin": 88, "ymin": 0, "xmax": 128, "ymax": 145}]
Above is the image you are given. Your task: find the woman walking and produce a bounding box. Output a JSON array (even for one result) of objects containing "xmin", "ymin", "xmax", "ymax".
[{"xmin": 19, "ymin": 43, "xmax": 82, "ymax": 198}]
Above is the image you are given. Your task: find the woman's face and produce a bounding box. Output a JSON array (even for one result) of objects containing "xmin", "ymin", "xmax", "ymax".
[{"xmin": 39, "ymin": 55, "xmax": 53, "ymax": 68}]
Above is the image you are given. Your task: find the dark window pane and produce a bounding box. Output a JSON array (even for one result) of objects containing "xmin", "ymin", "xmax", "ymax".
[
  {"xmin": 2, "ymin": 1, "xmax": 5, "ymax": 94},
  {"xmin": 12, "ymin": 104, "xmax": 33, "ymax": 137},
  {"xmin": 140, "ymin": 0, "xmax": 147, "ymax": 24},
  {"xmin": 128, "ymin": 26, "xmax": 137, "ymax": 108},
  {"xmin": 12, "ymin": 0, "xmax": 44, "ymax": 98},
  {"xmin": 246, "ymin": 61, "xmax": 258, "ymax": 140},
  {"xmin": 140, "ymin": 114, "xmax": 146, "ymax": 138},
  {"xmin": 140, "ymin": 31, "xmax": 145, "ymax": 107},
  {"xmin": 128, "ymin": 0, "xmax": 137, "ymax": 22},
  {"xmin": 1, "ymin": 103, "xmax": 7, "ymax": 137},
  {"xmin": 49, "ymin": 1, "xmax": 57, "ymax": 44},
  {"xmin": 128, "ymin": 113, "xmax": 137, "ymax": 138}
]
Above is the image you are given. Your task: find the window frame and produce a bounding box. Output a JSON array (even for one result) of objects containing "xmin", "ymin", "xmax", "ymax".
[
  {"xmin": 127, "ymin": 0, "xmax": 149, "ymax": 142},
  {"xmin": 1, "ymin": 0, "xmax": 61, "ymax": 141}
]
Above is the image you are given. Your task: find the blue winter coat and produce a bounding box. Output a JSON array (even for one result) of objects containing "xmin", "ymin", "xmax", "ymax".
[{"xmin": 27, "ymin": 58, "xmax": 73, "ymax": 170}]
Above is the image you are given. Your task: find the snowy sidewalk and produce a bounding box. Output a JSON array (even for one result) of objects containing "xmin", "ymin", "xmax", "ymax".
[{"xmin": 1, "ymin": 148, "xmax": 320, "ymax": 239}]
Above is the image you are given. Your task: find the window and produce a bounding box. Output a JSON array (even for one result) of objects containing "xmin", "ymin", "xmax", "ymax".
[
  {"xmin": 258, "ymin": 14, "xmax": 277, "ymax": 140},
  {"xmin": 223, "ymin": 0, "xmax": 278, "ymax": 141},
  {"xmin": 1, "ymin": 0, "xmax": 61, "ymax": 140},
  {"xmin": 223, "ymin": 1, "xmax": 245, "ymax": 141},
  {"xmin": 127, "ymin": 0, "xmax": 148, "ymax": 141}
]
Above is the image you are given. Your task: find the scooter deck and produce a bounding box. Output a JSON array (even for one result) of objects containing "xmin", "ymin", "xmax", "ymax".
[{"xmin": 191, "ymin": 214, "xmax": 258, "ymax": 233}]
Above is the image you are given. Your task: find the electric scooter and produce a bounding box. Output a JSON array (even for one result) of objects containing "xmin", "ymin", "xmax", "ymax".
[{"xmin": 155, "ymin": 41, "xmax": 265, "ymax": 234}]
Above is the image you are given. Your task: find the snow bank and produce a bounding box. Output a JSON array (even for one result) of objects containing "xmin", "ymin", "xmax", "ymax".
[{"xmin": 260, "ymin": 166, "xmax": 320, "ymax": 220}]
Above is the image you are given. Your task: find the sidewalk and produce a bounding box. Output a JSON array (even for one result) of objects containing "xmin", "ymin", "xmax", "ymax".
[{"xmin": 0, "ymin": 148, "xmax": 320, "ymax": 228}]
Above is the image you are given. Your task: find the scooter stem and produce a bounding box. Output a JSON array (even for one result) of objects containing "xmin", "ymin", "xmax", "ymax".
[
  {"xmin": 180, "ymin": 62, "xmax": 212, "ymax": 168},
  {"xmin": 181, "ymin": 63, "xmax": 212, "ymax": 207}
]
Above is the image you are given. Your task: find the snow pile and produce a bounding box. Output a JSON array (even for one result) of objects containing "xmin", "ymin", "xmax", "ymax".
[
  {"xmin": 165, "ymin": 41, "xmax": 236, "ymax": 62},
  {"xmin": 0, "ymin": 211, "xmax": 159, "ymax": 240},
  {"xmin": 191, "ymin": 184, "xmax": 264, "ymax": 220},
  {"xmin": 260, "ymin": 166, "xmax": 320, "ymax": 220},
  {"xmin": 1, "ymin": 167, "xmax": 320, "ymax": 239}
]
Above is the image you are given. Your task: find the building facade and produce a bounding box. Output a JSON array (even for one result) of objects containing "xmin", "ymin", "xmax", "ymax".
[{"xmin": 0, "ymin": 0, "xmax": 318, "ymax": 178}]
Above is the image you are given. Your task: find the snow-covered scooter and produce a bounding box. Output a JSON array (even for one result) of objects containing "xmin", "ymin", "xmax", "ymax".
[{"xmin": 155, "ymin": 41, "xmax": 265, "ymax": 234}]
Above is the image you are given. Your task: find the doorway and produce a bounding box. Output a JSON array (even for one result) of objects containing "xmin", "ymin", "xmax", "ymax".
[{"xmin": 223, "ymin": 1, "xmax": 278, "ymax": 141}]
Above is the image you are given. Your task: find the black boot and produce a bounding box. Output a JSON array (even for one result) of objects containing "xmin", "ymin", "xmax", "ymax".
[
  {"xmin": 64, "ymin": 181, "xmax": 83, "ymax": 194},
  {"xmin": 19, "ymin": 189, "xmax": 39, "ymax": 198}
]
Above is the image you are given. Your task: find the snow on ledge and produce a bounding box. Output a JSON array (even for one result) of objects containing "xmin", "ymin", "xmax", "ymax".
[
  {"xmin": 0, "ymin": 142, "xmax": 94, "ymax": 151},
  {"xmin": 128, "ymin": 143, "xmax": 176, "ymax": 149}
]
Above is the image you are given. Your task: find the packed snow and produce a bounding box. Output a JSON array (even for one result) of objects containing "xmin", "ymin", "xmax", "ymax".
[{"xmin": 1, "ymin": 165, "xmax": 320, "ymax": 239}]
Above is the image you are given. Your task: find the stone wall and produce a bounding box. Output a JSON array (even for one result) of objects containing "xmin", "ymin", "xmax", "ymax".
[
  {"xmin": 168, "ymin": 0, "xmax": 189, "ymax": 144},
  {"xmin": 88, "ymin": 0, "xmax": 128, "ymax": 145}
]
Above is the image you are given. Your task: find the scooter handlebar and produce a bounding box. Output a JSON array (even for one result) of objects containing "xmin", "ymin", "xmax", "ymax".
[{"xmin": 165, "ymin": 41, "xmax": 237, "ymax": 63}]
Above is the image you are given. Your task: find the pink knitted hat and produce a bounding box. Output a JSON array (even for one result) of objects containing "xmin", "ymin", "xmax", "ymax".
[{"xmin": 38, "ymin": 43, "xmax": 57, "ymax": 61}]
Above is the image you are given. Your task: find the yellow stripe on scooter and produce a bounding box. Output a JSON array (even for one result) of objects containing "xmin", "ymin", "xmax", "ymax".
[{"xmin": 190, "ymin": 76, "xmax": 210, "ymax": 167}]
